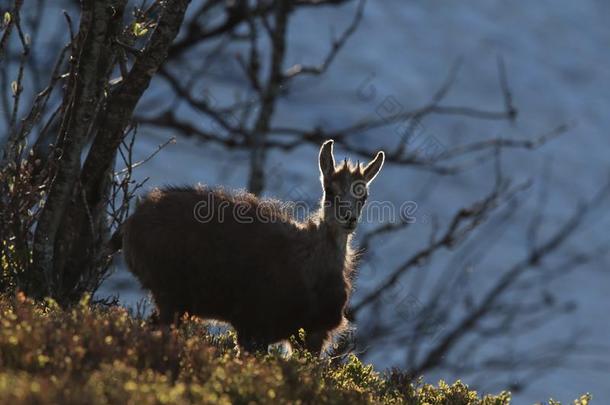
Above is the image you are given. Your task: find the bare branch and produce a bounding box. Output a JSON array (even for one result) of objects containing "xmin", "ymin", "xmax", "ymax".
[
  {"xmin": 411, "ymin": 180, "xmax": 610, "ymax": 374},
  {"xmin": 284, "ymin": 0, "xmax": 365, "ymax": 79},
  {"xmin": 352, "ymin": 179, "xmax": 530, "ymax": 315}
]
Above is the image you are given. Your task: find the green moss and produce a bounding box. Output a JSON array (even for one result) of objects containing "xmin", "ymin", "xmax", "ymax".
[{"xmin": 0, "ymin": 293, "xmax": 588, "ymax": 404}]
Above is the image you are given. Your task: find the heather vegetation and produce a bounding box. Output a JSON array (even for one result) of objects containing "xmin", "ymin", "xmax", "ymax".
[{"xmin": 0, "ymin": 293, "xmax": 590, "ymax": 405}]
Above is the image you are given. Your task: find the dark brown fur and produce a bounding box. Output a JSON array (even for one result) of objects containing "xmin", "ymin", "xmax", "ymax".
[{"xmin": 117, "ymin": 140, "xmax": 384, "ymax": 354}]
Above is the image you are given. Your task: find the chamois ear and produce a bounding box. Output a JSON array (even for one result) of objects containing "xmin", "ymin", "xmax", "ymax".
[
  {"xmin": 363, "ymin": 151, "xmax": 385, "ymax": 184},
  {"xmin": 319, "ymin": 140, "xmax": 336, "ymax": 179}
]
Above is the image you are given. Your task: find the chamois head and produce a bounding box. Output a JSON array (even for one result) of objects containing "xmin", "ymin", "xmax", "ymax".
[{"xmin": 318, "ymin": 140, "xmax": 384, "ymax": 233}]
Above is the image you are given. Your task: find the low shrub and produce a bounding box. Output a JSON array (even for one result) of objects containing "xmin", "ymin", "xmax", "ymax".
[{"xmin": 0, "ymin": 293, "xmax": 589, "ymax": 404}]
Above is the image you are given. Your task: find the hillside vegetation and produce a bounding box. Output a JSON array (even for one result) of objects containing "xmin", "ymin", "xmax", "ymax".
[{"xmin": 0, "ymin": 293, "xmax": 589, "ymax": 405}]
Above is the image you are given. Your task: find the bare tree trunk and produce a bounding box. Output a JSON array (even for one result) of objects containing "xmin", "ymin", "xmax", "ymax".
[
  {"xmin": 31, "ymin": 0, "xmax": 122, "ymax": 297},
  {"xmin": 53, "ymin": 0, "xmax": 191, "ymax": 302},
  {"xmin": 247, "ymin": 1, "xmax": 290, "ymax": 195},
  {"xmin": 30, "ymin": 0, "xmax": 190, "ymax": 302}
]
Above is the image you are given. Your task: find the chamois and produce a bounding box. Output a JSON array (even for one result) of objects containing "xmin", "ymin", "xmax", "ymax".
[{"xmin": 113, "ymin": 140, "xmax": 385, "ymax": 354}]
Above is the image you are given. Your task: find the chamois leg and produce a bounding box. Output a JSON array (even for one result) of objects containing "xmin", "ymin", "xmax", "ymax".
[
  {"xmin": 304, "ymin": 330, "xmax": 331, "ymax": 355},
  {"xmin": 237, "ymin": 332, "xmax": 270, "ymax": 354},
  {"xmin": 153, "ymin": 293, "xmax": 182, "ymax": 326}
]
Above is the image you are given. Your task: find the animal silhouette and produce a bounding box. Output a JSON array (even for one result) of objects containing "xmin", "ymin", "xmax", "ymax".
[{"xmin": 113, "ymin": 140, "xmax": 384, "ymax": 354}]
